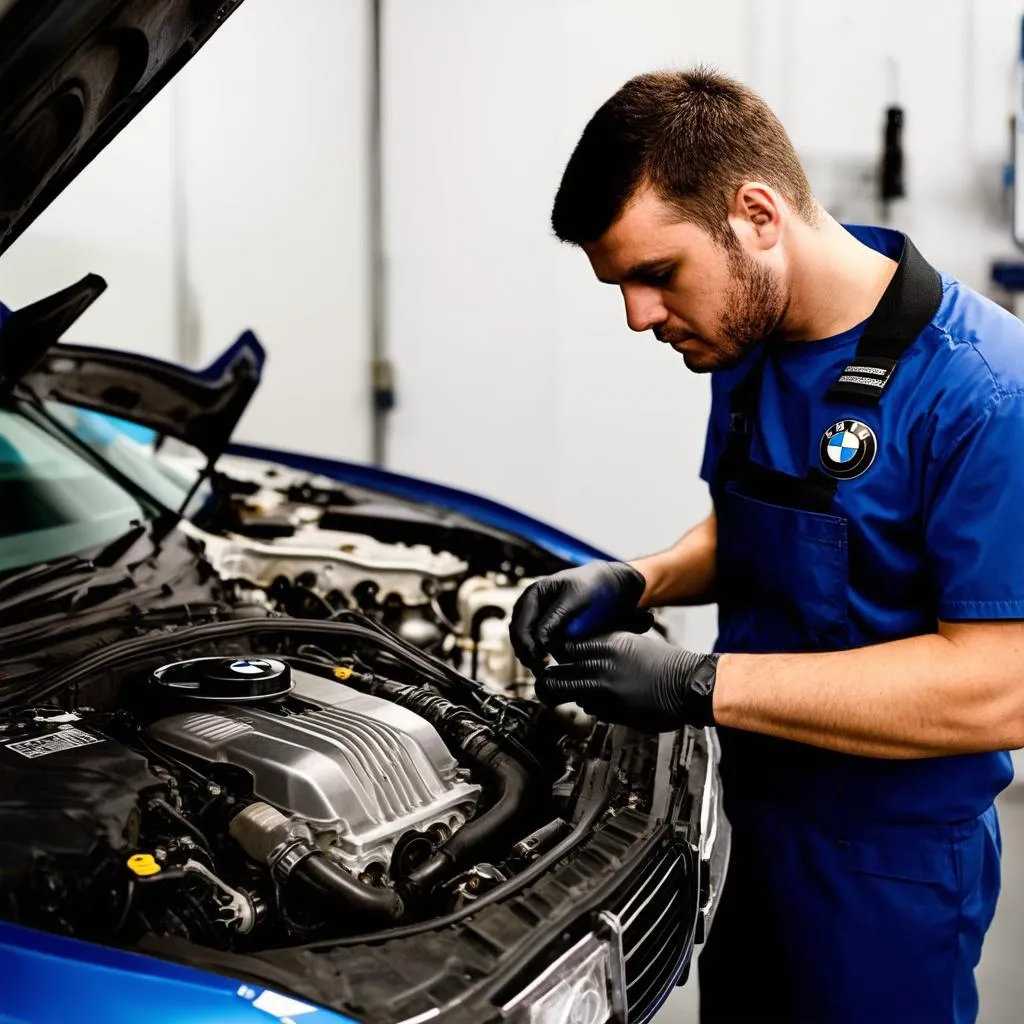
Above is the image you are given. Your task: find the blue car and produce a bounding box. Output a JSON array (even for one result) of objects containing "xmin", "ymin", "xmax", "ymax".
[{"xmin": 0, "ymin": 3, "xmax": 728, "ymax": 1022}]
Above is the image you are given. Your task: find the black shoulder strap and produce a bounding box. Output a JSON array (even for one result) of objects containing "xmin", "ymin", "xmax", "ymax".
[{"xmin": 825, "ymin": 235, "xmax": 943, "ymax": 405}]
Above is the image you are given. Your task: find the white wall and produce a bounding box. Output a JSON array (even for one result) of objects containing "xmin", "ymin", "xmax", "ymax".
[
  {"xmin": 176, "ymin": 0, "xmax": 373, "ymax": 459},
  {"xmin": 0, "ymin": 90, "xmax": 178, "ymax": 356}
]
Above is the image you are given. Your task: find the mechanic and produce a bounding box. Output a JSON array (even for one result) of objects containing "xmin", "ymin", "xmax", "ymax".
[{"xmin": 510, "ymin": 67, "xmax": 1024, "ymax": 1024}]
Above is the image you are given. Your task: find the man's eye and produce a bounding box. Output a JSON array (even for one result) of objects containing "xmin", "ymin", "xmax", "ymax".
[{"xmin": 644, "ymin": 268, "xmax": 674, "ymax": 287}]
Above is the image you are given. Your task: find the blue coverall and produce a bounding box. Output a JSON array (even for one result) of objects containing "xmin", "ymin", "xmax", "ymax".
[{"xmin": 695, "ymin": 227, "xmax": 1019, "ymax": 1023}]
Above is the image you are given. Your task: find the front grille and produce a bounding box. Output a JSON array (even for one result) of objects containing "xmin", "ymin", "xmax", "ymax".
[{"xmin": 613, "ymin": 841, "xmax": 695, "ymax": 1023}]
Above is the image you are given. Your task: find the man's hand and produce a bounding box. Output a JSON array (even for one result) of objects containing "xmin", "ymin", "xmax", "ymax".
[
  {"xmin": 536, "ymin": 631, "xmax": 719, "ymax": 732},
  {"xmin": 509, "ymin": 561, "xmax": 653, "ymax": 671}
]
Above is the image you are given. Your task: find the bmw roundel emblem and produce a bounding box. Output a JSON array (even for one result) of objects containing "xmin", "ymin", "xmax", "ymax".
[
  {"xmin": 230, "ymin": 659, "xmax": 268, "ymax": 675},
  {"xmin": 819, "ymin": 419, "xmax": 877, "ymax": 480}
]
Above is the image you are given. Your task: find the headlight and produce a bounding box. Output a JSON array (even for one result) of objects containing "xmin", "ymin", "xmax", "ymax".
[{"xmin": 500, "ymin": 922, "xmax": 626, "ymax": 1024}]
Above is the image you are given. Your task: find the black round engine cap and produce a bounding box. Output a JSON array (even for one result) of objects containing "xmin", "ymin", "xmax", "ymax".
[{"xmin": 151, "ymin": 657, "xmax": 293, "ymax": 702}]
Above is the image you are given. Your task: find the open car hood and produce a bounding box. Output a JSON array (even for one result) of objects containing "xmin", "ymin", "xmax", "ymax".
[{"xmin": 0, "ymin": 0, "xmax": 247, "ymax": 257}]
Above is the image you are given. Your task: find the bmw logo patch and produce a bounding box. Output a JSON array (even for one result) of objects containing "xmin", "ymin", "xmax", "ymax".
[{"xmin": 819, "ymin": 419, "xmax": 877, "ymax": 480}]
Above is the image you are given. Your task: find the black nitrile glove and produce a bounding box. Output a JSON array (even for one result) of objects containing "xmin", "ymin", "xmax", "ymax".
[
  {"xmin": 509, "ymin": 561, "xmax": 653, "ymax": 672},
  {"xmin": 535, "ymin": 631, "xmax": 719, "ymax": 732}
]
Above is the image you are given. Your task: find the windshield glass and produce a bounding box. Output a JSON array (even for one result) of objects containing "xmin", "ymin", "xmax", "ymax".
[
  {"xmin": 42, "ymin": 403, "xmax": 198, "ymax": 511},
  {"xmin": 0, "ymin": 404, "xmax": 147, "ymax": 574}
]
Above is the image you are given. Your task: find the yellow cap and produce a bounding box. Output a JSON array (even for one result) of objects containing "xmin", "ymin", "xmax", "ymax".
[
  {"xmin": 333, "ymin": 666, "xmax": 354, "ymax": 681},
  {"xmin": 127, "ymin": 853, "xmax": 161, "ymax": 877}
]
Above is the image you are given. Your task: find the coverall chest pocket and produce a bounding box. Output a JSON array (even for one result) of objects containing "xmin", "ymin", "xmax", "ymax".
[{"xmin": 716, "ymin": 481, "xmax": 850, "ymax": 653}]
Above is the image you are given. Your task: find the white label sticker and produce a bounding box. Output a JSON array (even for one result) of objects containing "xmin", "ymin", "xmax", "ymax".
[{"xmin": 5, "ymin": 727, "xmax": 104, "ymax": 759}]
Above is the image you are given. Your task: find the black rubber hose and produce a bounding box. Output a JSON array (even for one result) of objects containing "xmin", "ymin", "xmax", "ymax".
[
  {"xmin": 291, "ymin": 851, "xmax": 404, "ymax": 922},
  {"xmin": 407, "ymin": 743, "xmax": 532, "ymax": 890}
]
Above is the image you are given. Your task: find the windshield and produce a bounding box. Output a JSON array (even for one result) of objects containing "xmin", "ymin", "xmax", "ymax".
[
  {"xmin": 42, "ymin": 403, "xmax": 199, "ymax": 511},
  {"xmin": 0, "ymin": 404, "xmax": 147, "ymax": 574}
]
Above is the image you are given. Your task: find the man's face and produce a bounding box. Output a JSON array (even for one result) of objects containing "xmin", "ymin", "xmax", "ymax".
[{"xmin": 582, "ymin": 188, "xmax": 787, "ymax": 372}]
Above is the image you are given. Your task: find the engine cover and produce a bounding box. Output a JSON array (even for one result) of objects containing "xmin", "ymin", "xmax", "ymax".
[{"xmin": 148, "ymin": 669, "xmax": 481, "ymax": 873}]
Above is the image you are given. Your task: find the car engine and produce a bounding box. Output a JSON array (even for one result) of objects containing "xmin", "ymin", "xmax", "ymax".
[
  {"xmin": 148, "ymin": 657, "xmax": 480, "ymax": 876},
  {"xmin": 0, "ymin": 615, "xmax": 585, "ymax": 951}
]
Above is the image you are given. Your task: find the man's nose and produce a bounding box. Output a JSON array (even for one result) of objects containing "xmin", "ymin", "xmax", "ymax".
[{"xmin": 622, "ymin": 287, "xmax": 667, "ymax": 334}]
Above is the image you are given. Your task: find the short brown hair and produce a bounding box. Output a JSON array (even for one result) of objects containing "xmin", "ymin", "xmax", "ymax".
[{"xmin": 551, "ymin": 66, "xmax": 818, "ymax": 246}]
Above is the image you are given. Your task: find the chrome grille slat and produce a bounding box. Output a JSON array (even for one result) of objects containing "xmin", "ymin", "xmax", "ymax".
[
  {"xmin": 624, "ymin": 886, "xmax": 682, "ymax": 964},
  {"xmin": 627, "ymin": 926, "xmax": 686, "ymax": 1014},
  {"xmin": 613, "ymin": 842, "xmax": 691, "ymax": 1023},
  {"xmin": 619, "ymin": 850, "xmax": 678, "ymax": 928},
  {"xmin": 626, "ymin": 904, "xmax": 684, "ymax": 991}
]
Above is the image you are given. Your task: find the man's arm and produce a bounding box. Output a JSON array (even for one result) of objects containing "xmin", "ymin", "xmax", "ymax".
[
  {"xmin": 714, "ymin": 619, "xmax": 1024, "ymax": 758},
  {"xmin": 630, "ymin": 510, "xmax": 717, "ymax": 607},
  {"xmin": 542, "ymin": 620, "xmax": 1024, "ymax": 758}
]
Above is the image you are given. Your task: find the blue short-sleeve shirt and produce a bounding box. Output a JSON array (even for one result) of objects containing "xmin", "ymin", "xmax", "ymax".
[{"xmin": 701, "ymin": 225, "xmax": 1024, "ymax": 647}]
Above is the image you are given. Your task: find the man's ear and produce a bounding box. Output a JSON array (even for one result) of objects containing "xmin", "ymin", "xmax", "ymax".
[{"xmin": 728, "ymin": 182, "xmax": 784, "ymax": 250}]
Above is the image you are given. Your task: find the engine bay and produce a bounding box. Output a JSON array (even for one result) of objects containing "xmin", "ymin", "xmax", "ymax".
[
  {"xmin": 0, "ymin": 453, "xmax": 689, "ymax": 996},
  {"xmin": 0, "ymin": 611, "xmax": 638, "ymax": 957}
]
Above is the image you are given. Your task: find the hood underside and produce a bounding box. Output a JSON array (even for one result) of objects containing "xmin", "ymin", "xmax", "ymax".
[
  {"xmin": 0, "ymin": 0, "xmax": 247, "ymax": 257},
  {"xmin": 18, "ymin": 328, "xmax": 266, "ymax": 462}
]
